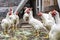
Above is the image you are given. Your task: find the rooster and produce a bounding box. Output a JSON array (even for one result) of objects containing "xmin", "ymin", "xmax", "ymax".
[
  {"xmin": 37, "ymin": 12, "xmax": 55, "ymax": 31},
  {"xmin": 24, "ymin": 7, "xmax": 48, "ymax": 37},
  {"xmin": 9, "ymin": 7, "xmax": 19, "ymax": 31},
  {"xmin": 49, "ymin": 10, "xmax": 60, "ymax": 40},
  {"xmin": 1, "ymin": 11, "xmax": 14, "ymax": 37}
]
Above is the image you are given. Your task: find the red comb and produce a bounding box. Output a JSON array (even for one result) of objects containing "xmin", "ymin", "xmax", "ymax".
[
  {"xmin": 37, "ymin": 12, "xmax": 42, "ymax": 16},
  {"xmin": 52, "ymin": 10, "xmax": 56, "ymax": 13},
  {"xmin": 10, "ymin": 7, "xmax": 12, "ymax": 11}
]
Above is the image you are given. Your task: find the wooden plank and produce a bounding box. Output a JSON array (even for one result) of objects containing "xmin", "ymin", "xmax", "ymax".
[{"xmin": 14, "ymin": 0, "xmax": 28, "ymax": 14}]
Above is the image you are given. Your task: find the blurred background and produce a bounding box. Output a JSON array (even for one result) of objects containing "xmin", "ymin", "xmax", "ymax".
[{"xmin": 0, "ymin": 0, "xmax": 60, "ymax": 19}]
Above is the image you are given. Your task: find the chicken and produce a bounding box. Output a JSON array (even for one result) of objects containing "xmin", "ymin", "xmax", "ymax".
[
  {"xmin": 24, "ymin": 7, "xmax": 48, "ymax": 37},
  {"xmin": 50, "ymin": 10, "xmax": 60, "ymax": 24},
  {"xmin": 9, "ymin": 8, "xmax": 19, "ymax": 31},
  {"xmin": 37, "ymin": 12, "xmax": 55, "ymax": 31},
  {"xmin": 49, "ymin": 10, "xmax": 60, "ymax": 40},
  {"xmin": 1, "ymin": 12, "xmax": 14, "ymax": 37}
]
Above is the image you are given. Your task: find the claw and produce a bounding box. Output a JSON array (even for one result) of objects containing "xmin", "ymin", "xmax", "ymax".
[
  {"xmin": 3, "ymin": 29, "xmax": 8, "ymax": 35},
  {"xmin": 36, "ymin": 32, "xmax": 40, "ymax": 37},
  {"xmin": 15, "ymin": 26, "xmax": 18, "ymax": 31},
  {"xmin": 34, "ymin": 30, "xmax": 40, "ymax": 37},
  {"xmin": 44, "ymin": 34, "xmax": 49, "ymax": 38},
  {"xmin": 3, "ymin": 30, "xmax": 10, "ymax": 37}
]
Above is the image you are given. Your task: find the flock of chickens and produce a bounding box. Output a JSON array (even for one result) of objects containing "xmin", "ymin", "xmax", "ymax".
[
  {"xmin": 1, "ymin": 7, "xmax": 60, "ymax": 40},
  {"xmin": 1, "ymin": 7, "xmax": 19, "ymax": 37},
  {"xmin": 23, "ymin": 7, "xmax": 60, "ymax": 40}
]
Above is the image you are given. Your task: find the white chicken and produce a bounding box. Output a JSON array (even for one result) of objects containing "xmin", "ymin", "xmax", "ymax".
[
  {"xmin": 24, "ymin": 7, "xmax": 48, "ymax": 37},
  {"xmin": 23, "ymin": 7, "xmax": 29, "ymax": 22},
  {"xmin": 49, "ymin": 10, "xmax": 60, "ymax": 40},
  {"xmin": 37, "ymin": 12, "xmax": 55, "ymax": 31},
  {"xmin": 23, "ymin": 12, "xmax": 29, "ymax": 22},
  {"xmin": 9, "ymin": 8, "xmax": 19, "ymax": 31},
  {"xmin": 1, "ymin": 12, "xmax": 14, "ymax": 37},
  {"xmin": 50, "ymin": 10, "xmax": 60, "ymax": 24}
]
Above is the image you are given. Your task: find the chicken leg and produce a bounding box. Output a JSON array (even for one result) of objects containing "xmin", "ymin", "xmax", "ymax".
[
  {"xmin": 3, "ymin": 26, "xmax": 10, "ymax": 37},
  {"xmin": 34, "ymin": 30, "xmax": 40, "ymax": 37},
  {"xmin": 3, "ymin": 26, "xmax": 8, "ymax": 35},
  {"xmin": 11, "ymin": 25, "xmax": 15, "ymax": 32}
]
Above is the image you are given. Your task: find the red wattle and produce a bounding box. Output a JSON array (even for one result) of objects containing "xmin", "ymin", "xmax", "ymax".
[
  {"xmin": 9, "ymin": 12, "xmax": 12, "ymax": 15},
  {"xmin": 51, "ymin": 10, "xmax": 56, "ymax": 16}
]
